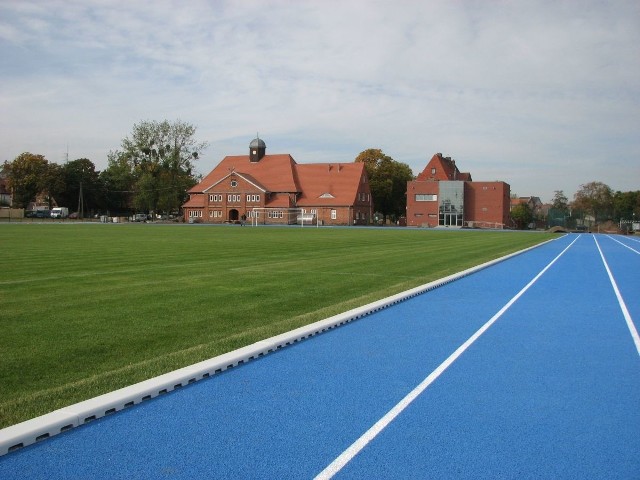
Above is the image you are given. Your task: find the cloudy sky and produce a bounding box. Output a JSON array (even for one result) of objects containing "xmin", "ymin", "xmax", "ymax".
[{"xmin": 1, "ymin": 0, "xmax": 638, "ymax": 202}]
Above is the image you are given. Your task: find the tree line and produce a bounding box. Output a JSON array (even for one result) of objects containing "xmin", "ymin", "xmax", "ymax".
[
  {"xmin": 4, "ymin": 119, "xmax": 635, "ymax": 227},
  {"xmin": 552, "ymin": 182, "xmax": 639, "ymax": 230},
  {"xmin": 511, "ymin": 183, "xmax": 639, "ymax": 231},
  {"xmin": 2, "ymin": 122, "xmax": 415, "ymax": 221},
  {"xmin": 2, "ymin": 120, "xmax": 207, "ymax": 217}
]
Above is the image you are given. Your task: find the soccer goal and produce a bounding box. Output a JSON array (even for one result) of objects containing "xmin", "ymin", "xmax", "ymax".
[{"xmin": 248, "ymin": 208, "xmax": 319, "ymax": 227}]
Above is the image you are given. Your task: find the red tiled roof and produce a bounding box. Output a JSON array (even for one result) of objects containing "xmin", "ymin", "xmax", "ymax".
[
  {"xmin": 187, "ymin": 153, "xmax": 368, "ymax": 209},
  {"xmin": 182, "ymin": 194, "xmax": 205, "ymax": 208},
  {"xmin": 296, "ymin": 163, "xmax": 367, "ymax": 206},
  {"xmin": 190, "ymin": 154, "xmax": 300, "ymax": 194},
  {"xmin": 416, "ymin": 153, "xmax": 472, "ymax": 182}
]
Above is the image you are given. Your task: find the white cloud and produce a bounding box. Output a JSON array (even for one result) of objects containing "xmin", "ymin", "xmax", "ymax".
[{"xmin": 1, "ymin": 0, "xmax": 638, "ymax": 201}]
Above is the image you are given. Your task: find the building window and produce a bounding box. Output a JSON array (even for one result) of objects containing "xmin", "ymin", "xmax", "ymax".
[
  {"xmin": 431, "ymin": 168, "xmax": 436, "ymax": 174},
  {"xmin": 231, "ymin": 180, "xmax": 237, "ymax": 188},
  {"xmin": 415, "ymin": 194, "xmax": 437, "ymax": 202},
  {"xmin": 331, "ymin": 209, "xmax": 337, "ymax": 220}
]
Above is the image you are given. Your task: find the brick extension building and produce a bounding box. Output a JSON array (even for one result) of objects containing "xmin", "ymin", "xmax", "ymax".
[
  {"xmin": 182, "ymin": 137, "xmax": 373, "ymax": 225},
  {"xmin": 406, "ymin": 153, "xmax": 510, "ymax": 228}
]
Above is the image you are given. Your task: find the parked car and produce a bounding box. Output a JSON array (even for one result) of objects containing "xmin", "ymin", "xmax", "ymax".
[{"xmin": 132, "ymin": 213, "xmax": 148, "ymax": 222}]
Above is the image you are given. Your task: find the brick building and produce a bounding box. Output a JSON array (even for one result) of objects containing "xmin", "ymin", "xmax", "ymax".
[
  {"xmin": 182, "ymin": 137, "xmax": 373, "ymax": 225},
  {"xmin": 406, "ymin": 153, "xmax": 510, "ymax": 228}
]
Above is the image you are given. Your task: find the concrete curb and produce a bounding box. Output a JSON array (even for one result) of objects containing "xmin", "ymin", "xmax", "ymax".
[{"xmin": 0, "ymin": 237, "xmax": 558, "ymax": 456}]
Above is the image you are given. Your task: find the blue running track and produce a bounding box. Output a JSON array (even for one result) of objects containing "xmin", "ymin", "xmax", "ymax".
[{"xmin": 1, "ymin": 233, "xmax": 638, "ymax": 479}]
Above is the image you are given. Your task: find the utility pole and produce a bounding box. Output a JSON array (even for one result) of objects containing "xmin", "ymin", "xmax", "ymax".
[{"xmin": 78, "ymin": 181, "xmax": 84, "ymax": 220}]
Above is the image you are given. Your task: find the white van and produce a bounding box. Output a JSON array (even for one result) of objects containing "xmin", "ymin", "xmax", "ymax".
[{"xmin": 50, "ymin": 207, "xmax": 69, "ymax": 219}]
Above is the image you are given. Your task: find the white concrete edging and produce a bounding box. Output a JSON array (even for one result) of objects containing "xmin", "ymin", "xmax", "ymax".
[{"xmin": 0, "ymin": 237, "xmax": 558, "ymax": 456}]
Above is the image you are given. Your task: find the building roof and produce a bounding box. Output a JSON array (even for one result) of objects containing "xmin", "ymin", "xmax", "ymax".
[
  {"xmin": 249, "ymin": 137, "xmax": 266, "ymax": 149},
  {"xmin": 296, "ymin": 163, "xmax": 366, "ymax": 206},
  {"xmin": 189, "ymin": 154, "xmax": 300, "ymax": 194},
  {"xmin": 187, "ymin": 154, "xmax": 368, "ymax": 208},
  {"xmin": 416, "ymin": 153, "xmax": 472, "ymax": 182}
]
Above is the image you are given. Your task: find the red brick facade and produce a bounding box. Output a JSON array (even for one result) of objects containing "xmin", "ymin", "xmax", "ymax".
[
  {"xmin": 183, "ymin": 138, "xmax": 373, "ymax": 226},
  {"xmin": 406, "ymin": 153, "xmax": 510, "ymax": 228}
]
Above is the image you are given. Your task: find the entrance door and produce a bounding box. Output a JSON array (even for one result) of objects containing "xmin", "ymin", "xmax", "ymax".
[{"xmin": 228, "ymin": 209, "xmax": 239, "ymax": 222}]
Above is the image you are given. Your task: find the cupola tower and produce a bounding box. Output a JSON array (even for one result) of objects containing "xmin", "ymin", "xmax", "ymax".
[{"xmin": 249, "ymin": 135, "xmax": 266, "ymax": 162}]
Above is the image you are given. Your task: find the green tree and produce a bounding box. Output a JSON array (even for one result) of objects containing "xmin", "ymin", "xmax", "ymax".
[
  {"xmin": 511, "ymin": 202, "xmax": 534, "ymax": 229},
  {"xmin": 572, "ymin": 181, "xmax": 613, "ymax": 225},
  {"xmin": 42, "ymin": 163, "xmax": 66, "ymax": 209},
  {"xmin": 100, "ymin": 150, "xmax": 136, "ymax": 215},
  {"xmin": 355, "ymin": 148, "xmax": 414, "ymax": 221},
  {"xmin": 3, "ymin": 153, "xmax": 49, "ymax": 208},
  {"xmin": 613, "ymin": 190, "xmax": 640, "ymax": 221},
  {"xmin": 551, "ymin": 190, "xmax": 569, "ymax": 212},
  {"xmin": 117, "ymin": 119, "xmax": 206, "ymax": 214},
  {"xmin": 59, "ymin": 159, "xmax": 104, "ymax": 216}
]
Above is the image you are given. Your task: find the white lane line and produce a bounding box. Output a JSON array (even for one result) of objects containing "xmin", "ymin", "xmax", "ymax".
[
  {"xmin": 594, "ymin": 236, "xmax": 640, "ymax": 356},
  {"xmin": 314, "ymin": 235, "xmax": 581, "ymax": 480},
  {"xmin": 605, "ymin": 234, "xmax": 640, "ymax": 255}
]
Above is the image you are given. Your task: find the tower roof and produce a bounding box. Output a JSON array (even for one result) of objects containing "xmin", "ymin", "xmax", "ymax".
[{"xmin": 249, "ymin": 137, "xmax": 266, "ymax": 148}]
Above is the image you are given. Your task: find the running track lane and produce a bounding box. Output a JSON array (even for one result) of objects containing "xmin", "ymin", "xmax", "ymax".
[{"xmin": 0, "ymin": 234, "xmax": 638, "ymax": 479}]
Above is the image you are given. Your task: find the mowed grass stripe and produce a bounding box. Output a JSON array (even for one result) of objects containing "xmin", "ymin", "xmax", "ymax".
[{"xmin": 0, "ymin": 224, "xmax": 554, "ymax": 427}]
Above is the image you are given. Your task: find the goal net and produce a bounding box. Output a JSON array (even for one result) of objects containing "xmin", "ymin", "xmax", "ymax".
[{"xmin": 248, "ymin": 208, "xmax": 318, "ymax": 227}]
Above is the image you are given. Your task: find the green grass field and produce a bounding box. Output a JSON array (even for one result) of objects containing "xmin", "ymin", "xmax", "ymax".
[{"xmin": 0, "ymin": 224, "xmax": 555, "ymax": 428}]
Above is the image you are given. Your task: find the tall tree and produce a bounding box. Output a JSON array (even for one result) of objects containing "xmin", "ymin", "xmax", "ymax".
[
  {"xmin": 57, "ymin": 159, "xmax": 103, "ymax": 216},
  {"xmin": 117, "ymin": 119, "xmax": 206, "ymax": 214},
  {"xmin": 3, "ymin": 153, "xmax": 49, "ymax": 208},
  {"xmin": 551, "ymin": 190, "xmax": 569, "ymax": 212},
  {"xmin": 355, "ymin": 148, "xmax": 414, "ymax": 221},
  {"xmin": 572, "ymin": 181, "xmax": 613, "ymax": 224},
  {"xmin": 613, "ymin": 190, "xmax": 640, "ymax": 221},
  {"xmin": 100, "ymin": 150, "xmax": 136, "ymax": 214}
]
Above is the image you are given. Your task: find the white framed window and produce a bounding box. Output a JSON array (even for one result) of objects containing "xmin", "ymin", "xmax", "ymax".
[
  {"xmin": 331, "ymin": 209, "xmax": 337, "ymax": 220},
  {"xmin": 230, "ymin": 180, "xmax": 237, "ymax": 188},
  {"xmin": 415, "ymin": 194, "xmax": 437, "ymax": 202},
  {"xmin": 431, "ymin": 167, "xmax": 436, "ymax": 174}
]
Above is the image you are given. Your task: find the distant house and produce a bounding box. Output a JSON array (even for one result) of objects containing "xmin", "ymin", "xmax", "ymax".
[
  {"xmin": 182, "ymin": 137, "xmax": 373, "ymax": 225},
  {"xmin": 406, "ymin": 153, "xmax": 511, "ymax": 228}
]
